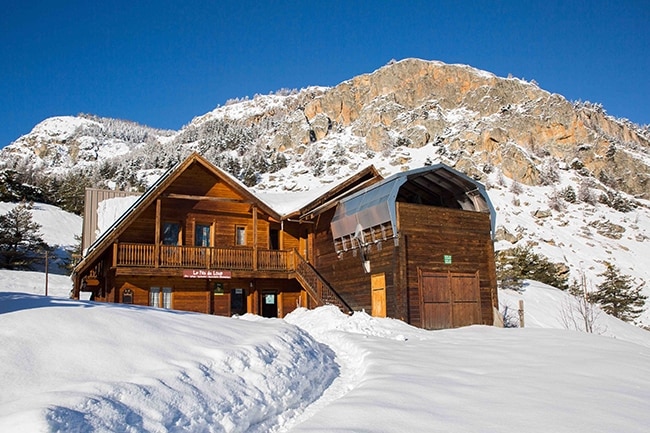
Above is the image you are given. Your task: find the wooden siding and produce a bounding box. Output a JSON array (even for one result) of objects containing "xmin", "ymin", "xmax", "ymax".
[
  {"xmin": 166, "ymin": 162, "xmax": 244, "ymax": 199},
  {"xmin": 397, "ymin": 202, "xmax": 496, "ymax": 327},
  {"xmin": 105, "ymin": 275, "xmax": 305, "ymax": 317},
  {"xmin": 309, "ymin": 202, "xmax": 497, "ymax": 328},
  {"xmin": 311, "ymin": 208, "xmax": 402, "ymax": 319}
]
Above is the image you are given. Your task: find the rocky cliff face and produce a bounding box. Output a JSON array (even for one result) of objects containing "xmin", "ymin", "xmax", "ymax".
[
  {"xmin": 283, "ymin": 59, "xmax": 648, "ymax": 199},
  {"xmin": 2, "ymin": 58, "xmax": 649, "ymax": 200}
]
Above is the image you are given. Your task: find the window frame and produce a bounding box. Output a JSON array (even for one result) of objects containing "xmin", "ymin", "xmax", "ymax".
[
  {"xmin": 235, "ymin": 225, "xmax": 246, "ymax": 246},
  {"xmin": 150, "ymin": 286, "xmax": 173, "ymax": 309},
  {"xmin": 195, "ymin": 223, "xmax": 212, "ymax": 247},
  {"xmin": 162, "ymin": 221, "xmax": 182, "ymax": 246},
  {"xmin": 149, "ymin": 287, "xmax": 160, "ymax": 308}
]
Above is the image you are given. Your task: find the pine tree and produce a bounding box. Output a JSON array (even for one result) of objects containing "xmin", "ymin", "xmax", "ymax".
[
  {"xmin": 0, "ymin": 201, "xmax": 47, "ymax": 269},
  {"xmin": 57, "ymin": 171, "xmax": 91, "ymax": 215},
  {"xmin": 496, "ymin": 244, "xmax": 569, "ymax": 291},
  {"xmin": 589, "ymin": 262, "xmax": 647, "ymax": 322}
]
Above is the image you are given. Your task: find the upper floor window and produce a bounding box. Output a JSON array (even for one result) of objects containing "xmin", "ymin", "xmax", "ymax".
[
  {"xmin": 270, "ymin": 228, "xmax": 280, "ymax": 250},
  {"xmin": 163, "ymin": 222, "xmax": 181, "ymax": 245},
  {"xmin": 235, "ymin": 226, "xmax": 246, "ymax": 246},
  {"xmin": 195, "ymin": 224, "xmax": 211, "ymax": 247}
]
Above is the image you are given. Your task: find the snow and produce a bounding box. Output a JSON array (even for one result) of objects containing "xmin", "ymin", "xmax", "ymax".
[
  {"xmin": 29, "ymin": 116, "xmax": 100, "ymax": 141},
  {"xmin": 0, "ymin": 202, "xmax": 81, "ymax": 249},
  {"xmin": 485, "ymin": 171, "xmax": 650, "ymax": 325},
  {"xmin": 2, "ymin": 202, "xmax": 650, "ymax": 432},
  {"xmin": 2, "ymin": 275, "xmax": 650, "ymax": 432},
  {"xmin": 96, "ymin": 196, "xmax": 140, "ymax": 239}
]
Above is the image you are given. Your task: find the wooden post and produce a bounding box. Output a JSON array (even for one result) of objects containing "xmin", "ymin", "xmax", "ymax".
[
  {"xmin": 252, "ymin": 205, "xmax": 258, "ymax": 270},
  {"xmin": 44, "ymin": 250, "xmax": 49, "ymax": 296},
  {"xmin": 154, "ymin": 199, "xmax": 161, "ymax": 268},
  {"xmin": 518, "ymin": 299, "xmax": 525, "ymax": 328}
]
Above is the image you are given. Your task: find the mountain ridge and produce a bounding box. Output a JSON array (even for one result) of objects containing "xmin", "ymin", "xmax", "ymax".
[{"xmin": 1, "ymin": 58, "xmax": 649, "ymax": 324}]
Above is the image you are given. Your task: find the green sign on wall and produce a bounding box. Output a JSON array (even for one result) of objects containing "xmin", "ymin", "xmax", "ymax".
[{"xmin": 443, "ymin": 255, "xmax": 452, "ymax": 264}]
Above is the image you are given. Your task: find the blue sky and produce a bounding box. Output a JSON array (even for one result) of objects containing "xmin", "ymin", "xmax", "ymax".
[{"xmin": 1, "ymin": 1, "xmax": 648, "ymax": 148}]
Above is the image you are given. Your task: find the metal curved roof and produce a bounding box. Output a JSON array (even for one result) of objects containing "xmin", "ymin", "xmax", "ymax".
[{"xmin": 330, "ymin": 164, "xmax": 496, "ymax": 248}]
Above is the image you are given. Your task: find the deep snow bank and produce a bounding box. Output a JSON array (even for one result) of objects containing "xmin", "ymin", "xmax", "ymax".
[{"xmin": 0, "ymin": 293, "xmax": 338, "ymax": 432}]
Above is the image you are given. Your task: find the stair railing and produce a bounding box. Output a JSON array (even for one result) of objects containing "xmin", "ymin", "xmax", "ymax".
[{"xmin": 292, "ymin": 250, "xmax": 353, "ymax": 314}]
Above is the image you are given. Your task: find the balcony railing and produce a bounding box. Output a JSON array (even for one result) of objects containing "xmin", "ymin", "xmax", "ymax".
[
  {"xmin": 114, "ymin": 242, "xmax": 351, "ymax": 313},
  {"xmin": 115, "ymin": 243, "xmax": 292, "ymax": 271}
]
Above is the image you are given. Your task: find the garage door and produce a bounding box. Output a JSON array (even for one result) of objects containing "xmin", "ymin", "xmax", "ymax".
[{"xmin": 419, "ymin": 270, "xmax": 481, "ymax": 329}]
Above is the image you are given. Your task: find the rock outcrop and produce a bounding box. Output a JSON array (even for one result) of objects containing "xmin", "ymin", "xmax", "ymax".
[
  {"xmin": 296, "ymin": 59, "xmax": 649, "ymax": 198},
  {"xmin": 2, "ymin": 58, "xmax": 649, "ymax": 199}
]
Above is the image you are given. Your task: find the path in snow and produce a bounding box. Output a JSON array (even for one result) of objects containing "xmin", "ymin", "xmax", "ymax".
[{"xmin": 279, "ymin": 307, "xmax": 368, "ymax": 431}]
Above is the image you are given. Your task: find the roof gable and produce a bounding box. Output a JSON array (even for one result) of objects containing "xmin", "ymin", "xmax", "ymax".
[{"xmin": 75, "ymin": 152, "xmax": 280, "ymax": 276}]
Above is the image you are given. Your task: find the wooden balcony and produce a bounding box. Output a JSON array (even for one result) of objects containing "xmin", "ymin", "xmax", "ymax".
[
  {"xmin": 114, "ymin": 243, "xmax": 293, "ymax": 271},
  {"xmin": 113, "ymin": 242, "xmax": 352, "ymax": 313}
]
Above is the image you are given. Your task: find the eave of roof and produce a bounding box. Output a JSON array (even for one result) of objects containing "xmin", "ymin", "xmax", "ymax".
[
  {"xmin": 73, "ymin": 152, "xmax": 282, "ymax": 277},
  {"xmin": 285, "ymin": 165, "xmax": 383, "ymax": 220}
]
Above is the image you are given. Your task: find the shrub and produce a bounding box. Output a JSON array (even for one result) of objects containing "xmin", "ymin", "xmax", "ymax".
[
  {"xmin": 599, "ymin": 190, "xmax": 637, "ymax": 213},
  {"xmin": 496, "ymin": 244, "xmax": 569, "ymax": 291},
  {"xmin": 561, "ymin": 185, "xmax": 577, "ymax": 203}
]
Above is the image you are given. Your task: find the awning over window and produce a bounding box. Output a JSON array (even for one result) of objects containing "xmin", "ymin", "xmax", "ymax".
[{"xmin": 330, "ymin": 164, "xmax": 495, "ymax": 253}]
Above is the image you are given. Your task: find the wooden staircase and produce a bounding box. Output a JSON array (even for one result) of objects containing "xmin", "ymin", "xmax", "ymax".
[{"xmin": 293, "ymin": 252, "xmax": 353, "ymax": 314}]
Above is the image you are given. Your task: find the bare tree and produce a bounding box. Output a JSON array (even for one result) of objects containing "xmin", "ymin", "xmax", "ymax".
[{"xmin": 559, "ymin": 273, "xmax": 603, "ymax": 334}]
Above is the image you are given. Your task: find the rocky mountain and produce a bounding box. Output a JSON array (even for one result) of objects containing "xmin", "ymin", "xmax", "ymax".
[
  {"xmin": 1, "ymin": 58, "xmax": 649, "ymax": 322},
  {"xmin": 3, "ymin": 59, "xmax": 649, "ymax": 198}
]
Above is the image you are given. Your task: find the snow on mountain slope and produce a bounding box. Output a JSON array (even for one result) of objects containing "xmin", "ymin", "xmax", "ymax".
[
  {"xmin": 2, "ymin": 115, "xmax": 175, "ymax": 175},
  {"xmin": 0, "ymin": 202, "xmax": 81, "ymax": 249}
]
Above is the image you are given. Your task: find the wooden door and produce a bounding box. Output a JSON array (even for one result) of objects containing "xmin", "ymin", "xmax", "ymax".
[
  {"xmin": 230, "ymin": 288, "xmax": 247, "ymax": 315},
  {"xmin": 261, "ymin": 291, "xmax": 278, "ymax": 318},
  {"xmin": 371, "ymin": 273, "xmax": 386, "ymax": 318},
  {"xmin": 419, "ymin": 270, "xmax": 481, "ymax": 329},
  {"xmin": 450, "ymin": 273, "xmax": 482, "ymax": 327}
]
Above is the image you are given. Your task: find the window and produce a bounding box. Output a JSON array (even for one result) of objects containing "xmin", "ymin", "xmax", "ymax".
[
  {"xmin": 149, "ymin": 287, "xmax": 160, "ymax": 308},
  {"xmin": 163, "ymin": 222, "xmax": 181, "ymax": 245},
  {"xmin": 235, "ymin": 226, "xmax": 246, "ymax": 246},
  {"xmin": 195, "ymin": 224, "xmax": 211, "ymax": 247},
  {"xmin": 122, "ymin": 288, "xmax": 133, "ymax": 304},
  {"xmin": 150, "ymin": 287, "xmax": 173, "ymax": 309},
  {"xmin": 162, "ymin": 287, "xmax": 172, "ymax": 309},
  {"xmin": 270, "ymin": 228, "xmax": 279, "ymax": 250}
]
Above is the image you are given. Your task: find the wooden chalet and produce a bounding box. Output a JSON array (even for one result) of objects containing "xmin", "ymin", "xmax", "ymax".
[{"xmin": 73, "ymin": 153, "xmax": 499, "ymax": 329}]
